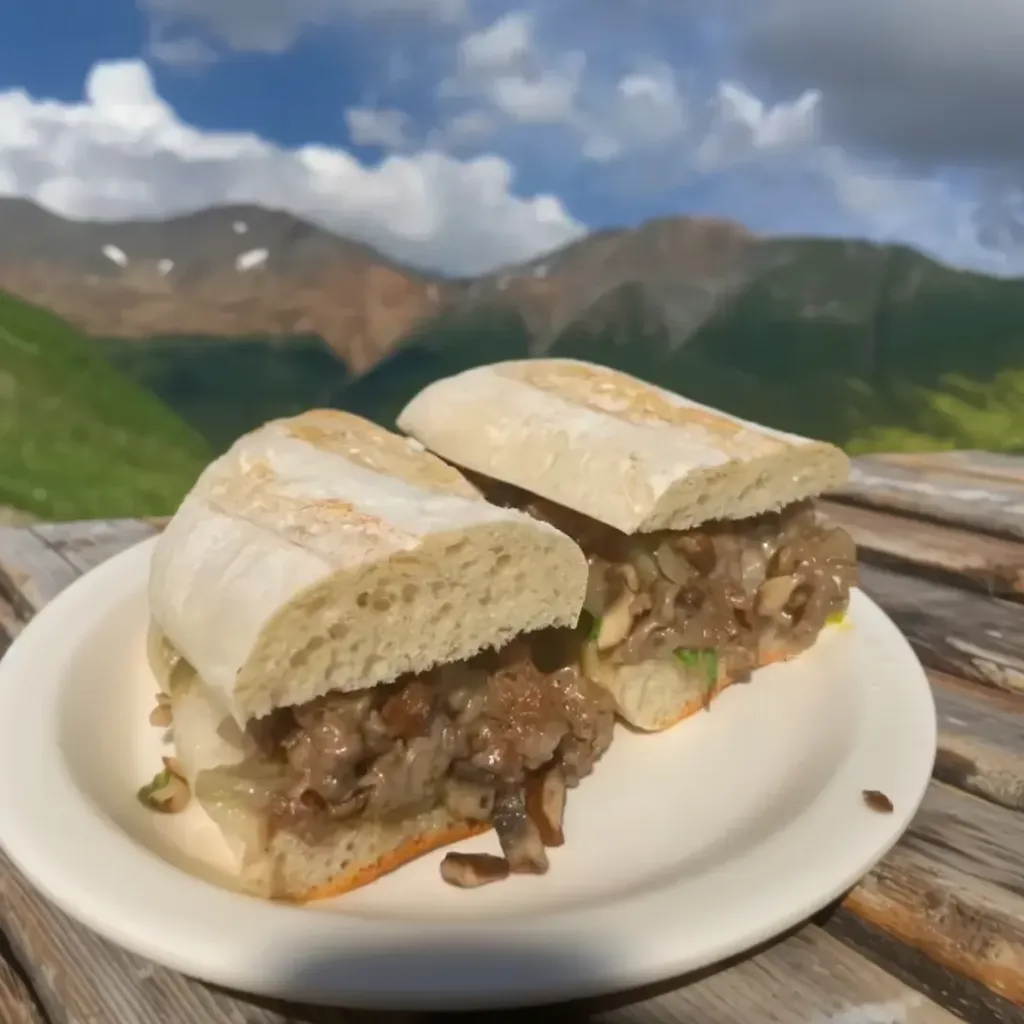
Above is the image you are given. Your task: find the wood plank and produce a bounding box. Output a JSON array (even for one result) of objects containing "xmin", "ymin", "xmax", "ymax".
[
  {"xmin": 858, "ymin": 563, "xmax": 1024, "ymax": 698},
  {"xmin": 836, "ymin": 456, "xmax": 1024, "ymax": 542},
  {"xmin": 882, "ymin": 451, "xmax": 1024, "ymax": 487},
  {"xmin": 0, "ymin": 527, "xmax": 78, "ymax": 619},
  {"xmin": 0, "ymin": 934, "xmax": 47, "ymax": 1024},
  {"xmin": 0, "ymin": 593, "xmax": 22, "ymax": 657},
  {"xmin": 820, "ymin": 499, "xmax": 1024, "ymax": 599},
  {"xmin": 0, "ymin": 842, "xmax": 963, "ymax": 1024},
  {"xmin": 932, "ymin": 671, "xmax": 1024, "ymax": 813},
  {"xmin": 0, "ymin": 850, "xmax": 301, "ymax": 1024},
  {"xmin": 844, "ymin": 781, "xmax": 1024, "ymax": 1008},
  {"xmin": 592, "ymin": 928, "xmax": 961, "ymax": 1024},
  {"xmin": 32, "ymin": 519, "xmax": 155, "ymax": 575},
  {"xmin": 824, "ymin": 910, "xmax": 1024, "ymax": 1024}
]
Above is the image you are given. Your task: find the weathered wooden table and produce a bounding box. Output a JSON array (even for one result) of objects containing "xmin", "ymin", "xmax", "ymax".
[{"xmin": 1, "ymin": 450, "xmax": 1023, "ymax": 1024}]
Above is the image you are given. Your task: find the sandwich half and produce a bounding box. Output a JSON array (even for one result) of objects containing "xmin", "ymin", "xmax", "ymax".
[
  {"xmin": 397, "ymin": 359, "xmax": 859, "ymax": 732},
  {"xmin": 143, "ymin": 409, "xmax": 616, "ymax": 900}
]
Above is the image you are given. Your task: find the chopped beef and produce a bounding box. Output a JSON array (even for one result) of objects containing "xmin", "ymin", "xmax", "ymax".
[
  {"xmin": 471, "ymin": 476, "xmax": 858, "ymax": 694},
  {"xmin": 209, "ymin": 644, "xmax": 615, "ymax": 882}
]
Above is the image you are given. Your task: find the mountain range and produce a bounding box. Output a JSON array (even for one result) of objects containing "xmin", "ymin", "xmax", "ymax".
[{"xmin": 1, "ymin": 197, "xmax": 1023, "ymax": 519}]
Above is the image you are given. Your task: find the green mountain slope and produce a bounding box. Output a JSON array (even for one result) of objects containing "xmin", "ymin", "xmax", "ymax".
[
  {"xmin": 0, "ymin": 292, "xmax": 212, "ymax": 520},
  {"xmin": 96, "ymin": 334, "xmax": 351, "ymax": 451},
  {"xmin": 338, "ymin": 239, "xmax": 1024, "ymax": 454}
]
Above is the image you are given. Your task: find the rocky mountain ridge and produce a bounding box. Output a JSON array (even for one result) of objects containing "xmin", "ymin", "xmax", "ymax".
[{"xmin": 0, "ymin": 199, "xmax": 784, "ymax": 373}]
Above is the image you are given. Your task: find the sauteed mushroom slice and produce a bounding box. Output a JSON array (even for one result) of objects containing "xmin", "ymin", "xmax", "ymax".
[
  {"xmin": 440, "ymin": 853, "xmax": 511, "ymax": 888},
  {"xmin": 493, "ymin": 788, "xmax": 549, "ymax": 874},
  {"xmin": 525, "ymin": 766, "xmax": 567, "ymax": 847}
]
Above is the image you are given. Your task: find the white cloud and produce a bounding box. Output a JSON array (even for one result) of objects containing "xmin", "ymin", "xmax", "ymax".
[
  {"xmin": 487, "ymin": 63, "xmax": 583, "ymax": 123},
  {"xmin": 696, "ymin": 82, "xmax": 821, "ymax": 172},
  {"xmin": 442, "ymin": 12, "xmax": 689, "ymax": 163},
  {"xmin": 140, "ymin": 0, "xmax": 467, "ymax": 57},
  {"xmin": 344, "ymin": 107, "xmax": 411, "ymax": 150},
  {"xmin": 0, "ymin": 59, "xmax": 584, "ymax": 276},
  {"xmin": 458, "ymin": 12, "xmax": 533, "ymax": 74},
  {"xmin": 145, "ymin": 32, "xmax": 217, "ymax": 70},
  {"xmin": 447, "ymin": 13, "xmax": 584, "ymax": 126}
]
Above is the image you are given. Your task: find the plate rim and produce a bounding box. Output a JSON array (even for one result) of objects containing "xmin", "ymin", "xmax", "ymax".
[{"xmin": 0, "ymin": 536, "xmax": 938, "ymax": 1010}]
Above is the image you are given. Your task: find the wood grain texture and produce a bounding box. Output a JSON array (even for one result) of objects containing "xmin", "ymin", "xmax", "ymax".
[
  {"xmin": 834, "ymin": 455, "xmax": 1024, "ymax": 542},
  {"xmin": 33, "ymin": 518, "xmax": 155, "ymax": 575},
  {"xmin": 858, "ymin": 563, "xmax": 1024, "ymax": 697},
  {"xmin": 0, "ymin": 934, "xmax": 47, "ymax": 1024},
  {"xmin": 820, "ymin": 499, "xmax": 1024, "ymax": 599},
  {"xmin": 0, "ymin": 527, "xmax": 78, "ymax": 620},
  {"xmin": 0, "ymin": 843, "xmax": 964, "ymax": 1024},
  {"xmin": 844, "ymin": 781, "xmax": 1024, "ymax": 1007},
  {"xmin": 591, "ymin": 928, "xmax": 962, "ymax": 1024},
  {"xmin": 932, "ymin": 671, "xmax": 1024, "ymax": 812},
  {"xmin": 882, "ymin": 451, "xmax": 1024, "ymax": 487},
  {"xmin": 0, "ymin": 847, "xmax": 304, "ymax": 1024},
  {"xmin": 824, "ymin": 910, "xmax": 1024, "ymax": 1024}
]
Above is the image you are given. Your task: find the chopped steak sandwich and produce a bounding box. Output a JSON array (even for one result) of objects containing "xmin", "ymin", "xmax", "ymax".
[
  {"xmin": 144, "ymin": 409, "xmax": 616, "ymax": 900},
  {"xmin": 397, "ymin": 359, "xmax": 859, "ymax": 732}
]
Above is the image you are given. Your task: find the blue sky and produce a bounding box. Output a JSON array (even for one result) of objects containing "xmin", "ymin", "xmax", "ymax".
[{"xmin": 1, "ymin": 0, "xmax": 1022, "ymax": 276}]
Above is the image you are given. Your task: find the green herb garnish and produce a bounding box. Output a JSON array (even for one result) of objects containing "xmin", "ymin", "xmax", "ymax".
[
  {"xmin": 138, "ymin": 767, "xmax": 173, "ymax": 804},
  {"xmin": 673, "ymin": 648, "xmax": 719, "ymax": 710},
  {"xmin": 579, "ymin": 610, "xmax": 601, "ymax": 642}
]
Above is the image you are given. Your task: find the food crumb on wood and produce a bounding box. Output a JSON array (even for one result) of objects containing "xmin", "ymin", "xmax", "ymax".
[{"xmin": 862, "ymin": 789, "xmax": 894, "ymax": 814}]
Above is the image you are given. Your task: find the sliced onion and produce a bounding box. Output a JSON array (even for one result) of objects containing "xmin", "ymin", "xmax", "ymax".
[
  {"xmin": 676, "ymin": 533, "xmax": 716, "ymax": 575},
  {"xmin": 579, "ymin": 640, "xmax": 608, "ymax": 685},
  {"xmin": 628, "ymin": 547, "xmax": 662, "ymax": 588},
  {"xmin": 595, "ymin": 590, "xmax": 635, "ymax": 650},
  {"xmin": 758, "ymin": 574, "xmax": 798, "ymax": 616},
  {"xmin": 655, "ymin": 541, "xmax": 694, "ymax": 584},
  {"xmin": 583, "ymin": 556, "xmax": 610, "ymax": 617},
  {"xmin": 614, "ymin": 562, "xmax": 641, "ymax": 593}
]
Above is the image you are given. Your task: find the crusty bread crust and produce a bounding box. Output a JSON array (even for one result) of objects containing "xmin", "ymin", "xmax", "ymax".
[
  {"xmin": 285, "ymin": 821, "xmax": 490, "ymax": 903},
  {"xmin": 148, "ymin": 409, "xmax": 588, "ymax": 726},
  {"xmin": 397, "ymin": 359, "xmax": 851, "ymax": 535}
]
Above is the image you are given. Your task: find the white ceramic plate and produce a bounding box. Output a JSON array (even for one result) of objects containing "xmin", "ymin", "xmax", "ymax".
[{"xmin": 0, "ymin": 537, "xmax": 936, "ymax": 1010}]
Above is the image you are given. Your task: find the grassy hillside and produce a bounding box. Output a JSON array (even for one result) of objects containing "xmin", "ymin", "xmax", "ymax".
[
  {"xmin": 96, "ymin": 334, "xmax": 350, "ymax": 451},
  {"xmin": 338, "ymin": 241, "xmax": 1024, "ymax": 454},
  {"xmin": 0, "ymin": 292, "xmax": 212, "ymax": 520}
]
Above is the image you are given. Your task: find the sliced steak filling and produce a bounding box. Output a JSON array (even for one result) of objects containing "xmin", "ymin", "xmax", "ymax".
[
  {"xmin": 194, "ymin": 642, "xmax": 616, "ymax": 880},
  {"xmin": 470, "ymin": 477, "xmax": 858, "ymax": 702}
]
